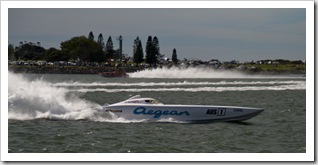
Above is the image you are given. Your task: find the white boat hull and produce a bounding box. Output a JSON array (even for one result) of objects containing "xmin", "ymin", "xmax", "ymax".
[{"xmin": 102, "ymin": 104, "xmax": 264, "ymax": 122}]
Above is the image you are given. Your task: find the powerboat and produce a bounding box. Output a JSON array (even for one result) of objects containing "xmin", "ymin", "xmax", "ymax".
[{"xmin": 101, "ymin": 95, "xmax": 264, "ymax": 123}]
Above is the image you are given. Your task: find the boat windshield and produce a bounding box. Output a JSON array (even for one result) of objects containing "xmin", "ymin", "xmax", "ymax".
[{"xmin": 145, "ymin": 99, "xmax": 162, "ymax": 104}]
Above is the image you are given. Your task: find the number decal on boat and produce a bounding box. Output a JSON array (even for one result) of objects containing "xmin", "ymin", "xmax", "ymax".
[
  {"xmin": 217, "ymin": 108, "xmax": 226, "ymax": 116},
  {"xmin": 206, "ymin": 108, "xmax": 226, "ymax": 116},
  {"xmin": 206, "ymin": 109, "xmax": 217, "ymax": 115}
]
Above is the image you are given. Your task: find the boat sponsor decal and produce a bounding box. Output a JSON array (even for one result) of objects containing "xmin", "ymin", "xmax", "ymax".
[
  {"xmin": 105, "ymin": 109, "xmax": 122, "ymax": 113},
  {"xmin": 206, "ymin": 108, "xmax": 226, "ymax": 116},
  {"xmin": 133, "ymin": 107, "xmax": 190, "ymax": 118}
]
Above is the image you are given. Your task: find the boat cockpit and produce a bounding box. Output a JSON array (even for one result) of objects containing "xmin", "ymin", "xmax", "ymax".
[
  {"xmin": 123, "ymin": 98, "xmax": 163, "ymax": 105},
  {"xmin": 122, "ymin": 95, "xmax": 163, "ymax": 105}
]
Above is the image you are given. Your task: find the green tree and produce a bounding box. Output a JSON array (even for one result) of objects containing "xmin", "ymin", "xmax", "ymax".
[
  {"xmin": 145, "ymin": 36, "xmax": 155, "ymax": 65},
  {"xmin": 14, "ymin": 46, "xmax": 20, "ymax": 60},
  {"xmin": 8, "ymin": 44, "xmax": 15, "ymax": 61},
  {"xmin": 153, "ymin": 36, "xmax": 161, "ymax": 62},
  {"xmin": 44, "ymin": 48, "xmax": 68, "ymax": 62},
  {"xmin": 145, "ymin": 36, "xmax": 161, "ymax": 65},
  {"xmin": 14, "ymin": 42, "xmax": 46, "ymax": 60},
  {"xmin": 88, "ymin": 31, "xmax": 94, "ymax": 40},
  {"xmin": 105, "ymin": 36, "xmax": 114, "ymax": 60},
  {"xmin": 133, "ymin": 36, "xmax": 144, "ymax": 65},
  {"xmin": 97, "ymin": 33, "xmax": 104, "ymax": 46},
  {"xmin": 172, "ymin": 48, "xmax": 178, "ymax": 64},
  {"xmin": 60, "ymin": 36, "xmax": 105, "ymax": 62}
]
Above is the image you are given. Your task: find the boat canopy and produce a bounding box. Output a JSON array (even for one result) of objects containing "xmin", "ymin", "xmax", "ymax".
[{"xmin": 123, "ymin": 95, "xmax": 163, "ymax": 105}]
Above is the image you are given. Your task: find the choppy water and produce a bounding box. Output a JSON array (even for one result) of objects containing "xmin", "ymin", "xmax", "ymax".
[{"xmin": 8, "ymin": 67, "xmax": 306, "ymax": 153}]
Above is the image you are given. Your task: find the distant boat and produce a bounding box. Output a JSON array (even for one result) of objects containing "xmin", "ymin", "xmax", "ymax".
[{"xmin": 98, "ymin": 70, "xmax": 128, "ymax": 78}]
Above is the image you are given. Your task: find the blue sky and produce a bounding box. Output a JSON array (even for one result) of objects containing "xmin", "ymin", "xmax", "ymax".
[{"xmin": 8, "ymin": 8, "xmax": 306, "ymax": 61}]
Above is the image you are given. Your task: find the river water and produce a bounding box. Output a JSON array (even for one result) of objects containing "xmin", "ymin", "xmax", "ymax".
[{"xmin": 7, "ymin": 67, "xmax": 306, "ymax": 154}]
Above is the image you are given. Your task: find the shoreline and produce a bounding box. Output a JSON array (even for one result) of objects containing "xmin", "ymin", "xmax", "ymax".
[
  {"xmin": 8, "ymin": 65, "xmax": 306, "ymax": 76},
  {"xmin": 8, "ymin": 65, "xmax": 143, "ymax": 74}
]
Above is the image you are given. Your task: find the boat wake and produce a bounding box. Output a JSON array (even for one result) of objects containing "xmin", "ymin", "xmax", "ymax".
[
  {"xmin": 7, "ymin": 72, "xmax": 305, "ymax": 123},
  {"xmin": 8, "ymin": 72, "xmax": 95, "ymax": 121},
  {"xmin": 127, "ymin": 66, "xmax": 299, "ymax": 79},
  {"xmin": 72, "ymin": 84, "xmax": 305, "ymax": 93},
  {"xmin": 53, "ymin": 80, "xmax": 304, "ymax": 87},
  {"xmin": 53, "ymin": 80, "xmax": 304, "ymax": 93},
  {"xmin": 53, "ymin": 79, "xmax": 305, "ymax": 93},
  {"xmin": 7, "ymin": 72, "xmax": 156, "ymax": 123}
]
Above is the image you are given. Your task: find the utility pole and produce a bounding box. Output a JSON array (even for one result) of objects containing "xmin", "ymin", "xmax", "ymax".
[{"xmin": 118, "ymin": 35, "xmax": 123, "ymax": 62}]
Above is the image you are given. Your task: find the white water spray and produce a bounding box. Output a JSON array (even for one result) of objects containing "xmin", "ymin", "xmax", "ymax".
[
  {"xmin": 72, "ymin": 83, "xmax": 306, "ymax": 93},
  {"xmin": 8, "ymin": 72, "xmax": 102, "ymax": 121},
  {"xmin": 7, "ymin": 72, "xmax": 176, "ymax": 123},
  {"xmin": 128, "ymin": 67, "xmax": 270, "ymax": 78},
  {"xmin": 53, "ymin": 80, "xmax": 304, "ymax": 87}
]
